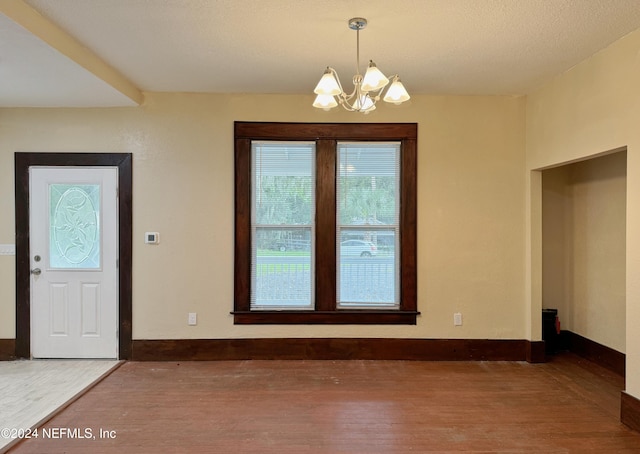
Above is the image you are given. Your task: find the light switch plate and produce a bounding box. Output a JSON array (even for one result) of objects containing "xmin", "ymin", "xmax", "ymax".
[{"xmin": 0, "ymin": 244, "xmax": 16, "ymax": 255}]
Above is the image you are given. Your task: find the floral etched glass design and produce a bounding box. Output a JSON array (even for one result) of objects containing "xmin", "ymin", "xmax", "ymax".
[{"xmin": 49, "ymin": 184, "xmax": 100, "ymax": 269}]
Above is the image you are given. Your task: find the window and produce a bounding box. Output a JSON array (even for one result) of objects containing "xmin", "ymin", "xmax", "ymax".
[
  {"xmin": 251, "ymin": 141, "xmax": 314, "ymax": 310},
  {"xmin": 234, "ymin": 122, "xmax": 418, "ymax": 324}
]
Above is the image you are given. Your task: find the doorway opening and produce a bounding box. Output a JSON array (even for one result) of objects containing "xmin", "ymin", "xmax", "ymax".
[
  {"xmin": 15, "ymin": 153, "xmax": 132, "ymax": 360},
  {"xmin": 541, "ymin": 148, "xmax": 626, "ymax": 374}
]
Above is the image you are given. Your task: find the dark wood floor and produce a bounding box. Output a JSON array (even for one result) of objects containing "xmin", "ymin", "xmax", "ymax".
[{"xmin": 8, "ymin": 352, "xmax": 640, "ymax": 453}]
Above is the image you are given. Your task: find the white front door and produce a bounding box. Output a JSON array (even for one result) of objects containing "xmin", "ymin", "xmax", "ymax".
[{"xmin": 30, "ymin": 167, "xmax": 118, "ymax": 358}]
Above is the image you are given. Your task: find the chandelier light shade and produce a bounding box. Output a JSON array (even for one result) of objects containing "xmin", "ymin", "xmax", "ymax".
[{"xmin": 312, "ymin": 17, "xmax": 410, "ymax": 113}]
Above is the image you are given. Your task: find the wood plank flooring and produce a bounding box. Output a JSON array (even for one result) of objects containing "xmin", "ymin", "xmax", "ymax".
[
  {"xmin": 8, "ymin": 353, "xmax": 640, "ymax": 453},
  {"xmin": 0, "ymin": 360, "xmax": 120, "ymax": 453}
]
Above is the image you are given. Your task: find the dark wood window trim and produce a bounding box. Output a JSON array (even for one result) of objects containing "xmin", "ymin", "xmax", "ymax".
[{"xmin": 233, "ymin": 122, "xmax": 418, "ymax": 324}]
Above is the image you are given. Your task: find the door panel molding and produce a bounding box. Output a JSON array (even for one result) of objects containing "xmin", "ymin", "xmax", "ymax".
[{"xmin": 15, "ymin": 153, "xmax": 132, "ymax": 359}]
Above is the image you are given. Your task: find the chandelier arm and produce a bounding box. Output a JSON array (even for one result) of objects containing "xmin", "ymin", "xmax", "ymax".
[
  {"xmin": 342, "ymin": 85, "xmax": 359, "ymax": 101},
  {"xmin": 384, "ymin": 74, "xmax": 400, "ymax": 86},
  {"xmin": 369, "ymin": 73, "xmax": 400, "ymax": 98},
  {"xmin": 368, "ymin": 85, "xmax": 386, "ymax": 99},
  {"xmin": 339, "ymin": 79, "xmax": 363, "ymax": 112},
  {"xmin": 340, "ymin": 83, "xmax": 376, "ymax": 113},
  {"xmin": 340, "ymin": 102, "xmax": 358, "ymax": 112},
  {"xmin": 327, "ymin": 67, "xmax": 347, "ymax": 97}
]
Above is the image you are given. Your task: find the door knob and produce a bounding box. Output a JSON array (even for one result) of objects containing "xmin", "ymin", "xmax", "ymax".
[{"xmin": 31, "ymin": 268, "xmax": 41, "ymax": 276}]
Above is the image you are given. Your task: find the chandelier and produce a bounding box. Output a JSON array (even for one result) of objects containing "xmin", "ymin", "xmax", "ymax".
[{"xmin": 312, "ymin": 17, "xmax": 410, "ymax": 113}]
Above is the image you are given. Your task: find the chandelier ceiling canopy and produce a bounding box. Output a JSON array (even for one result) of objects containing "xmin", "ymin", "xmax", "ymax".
[{"xmin": 312, "ymin": 17, "xmax": 410, "ymax": 114}]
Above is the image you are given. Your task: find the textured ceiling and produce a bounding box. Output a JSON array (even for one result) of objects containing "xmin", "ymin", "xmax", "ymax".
[{"xmin": 1, "ymin": 0, "xmax": 640, "ymax": 107}]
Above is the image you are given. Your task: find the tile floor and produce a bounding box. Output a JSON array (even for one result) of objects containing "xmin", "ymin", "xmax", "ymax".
[{"xmin": 0, "ymin": 359, "xmax": 120, "ymax": 453}]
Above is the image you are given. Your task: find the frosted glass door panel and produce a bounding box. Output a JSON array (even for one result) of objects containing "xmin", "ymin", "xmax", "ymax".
[{"xmin": 49, "ymin": 184, "xmax": 101, "ymax": 269}]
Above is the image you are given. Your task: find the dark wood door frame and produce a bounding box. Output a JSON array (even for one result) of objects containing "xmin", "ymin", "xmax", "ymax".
[{"xmin": 14, "ymin": 153, "xmax": 133, "ymax": 359}]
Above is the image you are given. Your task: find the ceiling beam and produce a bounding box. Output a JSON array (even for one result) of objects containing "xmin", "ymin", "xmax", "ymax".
[{"xmin": 0, "ymin": 0, "xmax": 144, "ymax": 105}]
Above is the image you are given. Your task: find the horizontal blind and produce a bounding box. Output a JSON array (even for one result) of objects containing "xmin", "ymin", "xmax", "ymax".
[
  {"xmin": 251, "ymin": 141, "xmax": 315, "ymax": 309},
  {"xmin": 336, "ymin": 142, "xmax": 400, "ymax": 308}
]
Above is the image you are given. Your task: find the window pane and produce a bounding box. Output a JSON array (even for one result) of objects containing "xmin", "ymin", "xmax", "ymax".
[
  {"xmin": 253, "ymin": 142, "xmax": 314, "ymax": 226},
  {"xmin": 251, "ymin": 142, "xmax": 315, "ymax": 309},
  {"xmin": 337, "ymin": 143, "xmax": 400, "ymax": 308},
  {"xmin": 49, "ymin": 184, "xmax": 100, "ymax": 269},
  {"xmin": 253, "ymin": 227, "xmax": 312, "ymax": 309},
  {"xmin": 337, "ymin": 143, "xmax": 398, "ymax": 226}
]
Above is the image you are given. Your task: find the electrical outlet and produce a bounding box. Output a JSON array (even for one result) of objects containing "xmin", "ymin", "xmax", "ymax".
[
  {"xmin": 188, "ymin": 312, "xmax": 197, "ymax": 326},
  {"xmin": 453, "ymin": 312, "xmax": 463, "ymax": 326}
]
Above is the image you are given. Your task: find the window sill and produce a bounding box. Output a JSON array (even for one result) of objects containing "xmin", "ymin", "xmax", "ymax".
[{"xmin": 231, "ymin": 310, "xmax": 419, "ymax": 325}]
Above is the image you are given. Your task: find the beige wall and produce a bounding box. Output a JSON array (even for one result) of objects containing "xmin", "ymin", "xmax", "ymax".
[
  {"xmin": 526, "ymin": 28, "xmax": 640, "ymax": 395},
  {"xmin": 1, "ymin": 25, "xmax": 637, "ymax": 392},
  {"xmin": 542, "ymin": 152, "xmax": 626, "ymax": 353},
  {"xmin": 0, "ymin": 93, "xmax": 526, "ymax": 341},
  {"xmin": 1, "ymin": 23, "xmax": 638, "ymax": 398}
]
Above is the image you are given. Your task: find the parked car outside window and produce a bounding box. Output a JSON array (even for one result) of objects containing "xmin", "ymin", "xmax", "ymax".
[{"xmin": 340, "ymin": 240, "xmax": 378, "ymax": 257}]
